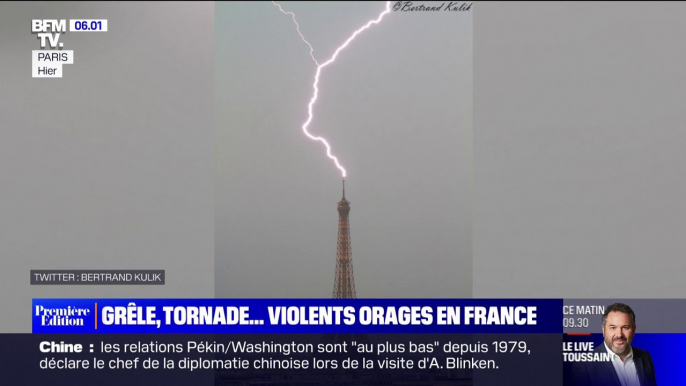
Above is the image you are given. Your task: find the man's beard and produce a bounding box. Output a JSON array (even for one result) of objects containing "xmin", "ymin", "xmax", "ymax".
[{"xmin": 606, "ymin": 336, "xmax": 631, "ymax": 355}]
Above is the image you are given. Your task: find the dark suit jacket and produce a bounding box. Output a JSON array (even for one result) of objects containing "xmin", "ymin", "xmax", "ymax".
[{"xmin": 570, "ymin": 344, "xmax": 657, "ymax": 386}]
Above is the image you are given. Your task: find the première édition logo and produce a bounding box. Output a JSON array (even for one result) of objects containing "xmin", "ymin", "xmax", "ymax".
[{"xmin": 35, "ymin": 304, "xmax": 91, "ymax": 326}]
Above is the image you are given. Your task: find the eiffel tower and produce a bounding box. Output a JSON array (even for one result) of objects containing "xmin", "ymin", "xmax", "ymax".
[
  {"xmin": 322, "ymin": 180, "xmax": 368, "ymax": 346},
  {"xmin": 333, "ymin": 180, "xmax": 355, "ymax": 299}
]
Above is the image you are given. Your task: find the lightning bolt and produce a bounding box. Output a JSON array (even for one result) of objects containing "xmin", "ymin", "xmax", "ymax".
[
  {"xmin": 271, "ymin": 1, "xmax": 319, "ymax": 65},
  {"xmin": 273, "ymin": 1, "xmax": 392, "ymax": 178}
]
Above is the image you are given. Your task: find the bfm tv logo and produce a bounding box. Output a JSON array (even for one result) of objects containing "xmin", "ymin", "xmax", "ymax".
[{"xmin": 35, "ymin": 304, "xmax": 91, "ymax": 326}]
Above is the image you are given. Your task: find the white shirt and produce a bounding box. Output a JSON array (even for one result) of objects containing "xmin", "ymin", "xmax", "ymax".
[{"xmin": 604, "ymin": 343, "xmax": 641, "ymax": 386}]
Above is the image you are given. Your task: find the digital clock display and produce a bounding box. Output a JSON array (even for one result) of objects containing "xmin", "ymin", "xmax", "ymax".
[{"xmin": 69, "ymin": 19, "xmax": 107, "ymax": 32}]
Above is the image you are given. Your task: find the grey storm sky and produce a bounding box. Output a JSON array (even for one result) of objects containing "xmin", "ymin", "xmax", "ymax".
[
  {"xmin": 0, "ymin": 2, "xmax": 216, "ymax": 332},
  {"xmin": 214, "ymin": 1, "xmax": 472, "ymax": 298}
]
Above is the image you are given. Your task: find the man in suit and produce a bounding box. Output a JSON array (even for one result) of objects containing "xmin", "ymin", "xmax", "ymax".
[{"xmin": 570, "ymin": 303, "xmax": 657, "ymax": 386}]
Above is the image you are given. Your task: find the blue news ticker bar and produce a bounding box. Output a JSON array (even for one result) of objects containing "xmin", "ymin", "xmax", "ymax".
[{"xmin": 32, "ymin": 298, "xmax": 562, "ymax": 334}]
